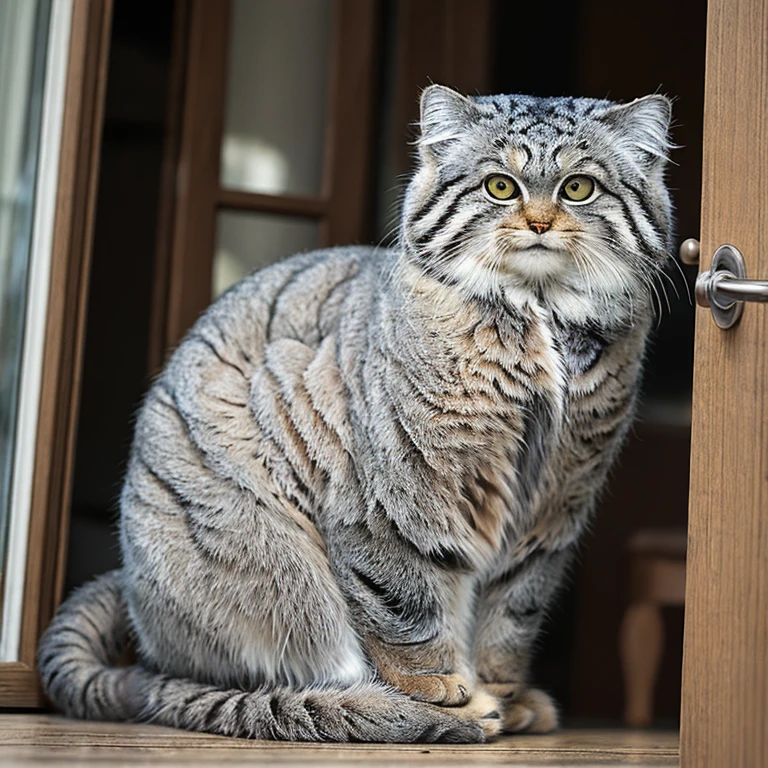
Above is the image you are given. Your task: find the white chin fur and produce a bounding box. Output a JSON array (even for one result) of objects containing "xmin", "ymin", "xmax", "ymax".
[
  {"xmin": 500, "ymin": 247, "xmax": 571, "ymax": 282},
  {"xmin": 446, "ymin": 246, "xmax": 638, "ymax": 326}
]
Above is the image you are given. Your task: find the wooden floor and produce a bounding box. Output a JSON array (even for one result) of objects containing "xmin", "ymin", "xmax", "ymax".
[{"xmin": 0, "ymin": 715, "xmax": 678, "ymax": 767}]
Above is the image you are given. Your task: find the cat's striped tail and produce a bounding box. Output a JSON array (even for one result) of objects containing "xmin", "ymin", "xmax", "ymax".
[
  {"xmin": 37, "ymin": 571, "xmax": 144, "ymax": 721},
  {"xmin": 37, "ymin": 570, "xmax": 494, "ymax": 743}
]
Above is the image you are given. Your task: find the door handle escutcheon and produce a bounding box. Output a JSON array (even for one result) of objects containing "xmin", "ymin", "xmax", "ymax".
[{"xmin": 679, "ymin": 240, "xmax": 768, "ymax": 329}]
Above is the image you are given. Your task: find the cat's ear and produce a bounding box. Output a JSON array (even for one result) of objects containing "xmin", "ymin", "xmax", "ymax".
[
  {"xmin": 418, "ymin": 84, "xmax": 475, "ymax": 160},
  {"xmin": 599, "ymin": 94, "xmax": 672, "ymax": 164}
]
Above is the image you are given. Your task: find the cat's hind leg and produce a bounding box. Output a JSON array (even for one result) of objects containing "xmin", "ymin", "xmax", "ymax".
[
  {"xmin": 122, "ymin": 466, "xmax": 368, "ymax": 691},
  {"xmin": 119, "ymin": 377, "xmax": 369, "ymax": 691}
]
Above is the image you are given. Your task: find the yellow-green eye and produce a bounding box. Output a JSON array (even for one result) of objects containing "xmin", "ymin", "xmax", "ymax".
[
  {"xmin": 560, "ymin": 175, "xmax": 596, "ymax": 202},
  {"xmin": 484, "ymin": 174, "xmax": 520, "ymax": 201}
]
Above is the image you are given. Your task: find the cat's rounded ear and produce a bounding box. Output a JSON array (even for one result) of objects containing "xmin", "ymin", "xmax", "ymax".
[
  {"xmin": 599, "ymin": 94, "xmax": 673, "ymax": 164},
  {"xmin": 418, "ymin": 84, "xmax": 475, "ymax": 161}
]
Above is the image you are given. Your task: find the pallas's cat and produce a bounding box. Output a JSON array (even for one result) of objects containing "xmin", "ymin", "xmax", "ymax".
[{"xmin": 39, "ymin": 85, "xmax": 672, "ymax": 743}]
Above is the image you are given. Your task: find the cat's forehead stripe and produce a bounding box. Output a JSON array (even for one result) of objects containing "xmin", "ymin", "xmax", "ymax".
[
  {"xmin": 507, "ymin": 146, "xmax": 532, "ymax": 172},
  {"xmin": 504, "ymin": 136, "xmax": 567, "ymax": 177}
]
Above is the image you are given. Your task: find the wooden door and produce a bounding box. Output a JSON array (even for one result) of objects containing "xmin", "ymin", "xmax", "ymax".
[{"xmin": 681, "ymin": 0, "xmax": 768, "ymax": 764}]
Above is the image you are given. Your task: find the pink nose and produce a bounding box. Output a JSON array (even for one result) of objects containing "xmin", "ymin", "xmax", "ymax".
[{"xmin": 529, "ymin": 221, "xmax": 551, "ymax": 235}]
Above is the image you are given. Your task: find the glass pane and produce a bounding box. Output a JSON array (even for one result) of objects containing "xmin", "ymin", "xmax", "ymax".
[
  {"xmin": 220, "ymin": 0, "xmax": 333, "ymax": 197},
  {"xmin": 214, "ymin": 211, "xmax": 320, "ymax": 298},
  {"xmin": 0, "ymin": 0, "xmax": 51, "ymax": 631}
]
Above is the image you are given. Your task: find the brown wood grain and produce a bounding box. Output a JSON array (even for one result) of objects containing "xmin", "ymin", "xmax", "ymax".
[
  {"xmin": 0, "ymin": 715, "xmax": 679, "ymax": 766},
  {"xmin": 681, "ymin": 0, "xmax": 768, "ymax": 764},
  {"xmin": 0, "ymin": 664, "xmax": 45, "ymax": 708},
  {"xmin": 147, "ymin": 0, "xmax": 191, "ymax": 375},
  {"xmin": 164, "ymin": 0, "xmax": 230, "ymax": 348},
  {"xmin": 323, "ymin": 0, "xmax": 381, "ymax": 247},
  {"xmin": 0, "ymin": 0, "xmax": 113, "ymax": 708}
]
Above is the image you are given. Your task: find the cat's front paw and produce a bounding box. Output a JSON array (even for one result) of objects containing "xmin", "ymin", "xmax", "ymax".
[
  {"xmin": 397, "ymin": 672, "xmax": 473, "ymax": 706},
  {"xmin": 384, "ymin": 666, "xmax": 502, "ymax": 738},
  {"xmin": 482, "ymin": 683, "xmax": 559, "ymax": 734},
  {"xmin": 450, "ymin": 687, "xmax": 503, "ymax": 740}
]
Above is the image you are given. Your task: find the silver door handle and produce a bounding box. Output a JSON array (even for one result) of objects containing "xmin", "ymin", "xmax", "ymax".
[{"xmin": 679, "ymin": 239, "xmax": 768, "ymax": 329}]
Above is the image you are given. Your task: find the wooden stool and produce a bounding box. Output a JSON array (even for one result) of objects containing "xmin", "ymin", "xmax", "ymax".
[{"xmin": 619, "ymin": 528, "xmax": 687, "ymax": 727}]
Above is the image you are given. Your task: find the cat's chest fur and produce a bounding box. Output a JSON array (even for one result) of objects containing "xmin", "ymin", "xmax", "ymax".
[{"xmin": 386, "ymin": 281, "xmax": 619, "ymax": 557}]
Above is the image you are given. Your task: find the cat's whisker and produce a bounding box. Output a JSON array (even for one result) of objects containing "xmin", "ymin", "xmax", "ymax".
[
  {"xmin": 666, "ymin": 250, "xmax": 693, "ymax": 305},
  {"xmin": 647, "ymin": 259, "xmax": 681, "ymax": 302},
  {"xmin": 570, "ymin": 235, "xmax": 626, "ymax": 299},
  {"xmin": 658, "ymin": 275, "xmax": 673, "ymax": 314},
  {"xmin": 643, "ymin": 272, "xmax": 666, "ymax": 326},
  {"xmin": 565, "ymin": 243, "xmax": 594, "ymax": 300},
  {"xmin": 655, "ymin": 259, "xmax": 688, "ymax": 307}
]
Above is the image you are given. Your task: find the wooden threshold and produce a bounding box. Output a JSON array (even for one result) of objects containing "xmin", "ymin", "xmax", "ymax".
[{"xmin": 0, "ymin": 715, "xmax": 678, "ymax": 766}]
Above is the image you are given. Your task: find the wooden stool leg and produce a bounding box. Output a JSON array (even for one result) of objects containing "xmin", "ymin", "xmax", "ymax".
[{"xmin": 620, "ymin": 601, "xmax": 664, "ymax": 727}]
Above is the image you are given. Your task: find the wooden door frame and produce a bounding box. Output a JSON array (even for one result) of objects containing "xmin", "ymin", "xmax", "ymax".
[
  {"xmin": 681, "ymin": 0, "xmax": 768, "ymax": 763},
  {"xmin": 0, "ymin": 0, "xmax": 112, "ymax": 707}
]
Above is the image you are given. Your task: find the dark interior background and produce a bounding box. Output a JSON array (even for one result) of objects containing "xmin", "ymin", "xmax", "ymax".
[{"xmin": 67, "ymin": 0, "xmax": 706, "ymax": 725}]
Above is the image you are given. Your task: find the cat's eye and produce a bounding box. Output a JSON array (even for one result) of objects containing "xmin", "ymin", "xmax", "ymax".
[
  {"xmin": 484, "ymin": 174, "xmax": 520, "ymax": 202},
  {"xmin": 560, "ymin": 175, "xmax": 596, "ymax": 203}
]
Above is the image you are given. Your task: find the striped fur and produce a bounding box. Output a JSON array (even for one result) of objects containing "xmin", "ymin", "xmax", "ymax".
[{"xmin": 38, "ymin": 86, "xmax": 672, "ymax": 742}]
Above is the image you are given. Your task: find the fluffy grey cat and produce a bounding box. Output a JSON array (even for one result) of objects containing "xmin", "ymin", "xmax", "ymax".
[{"xmin": 38, "ymin": 85, "xmax": 672, "ymax": 743}]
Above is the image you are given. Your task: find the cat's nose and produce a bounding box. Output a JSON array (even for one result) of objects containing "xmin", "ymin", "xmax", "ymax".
[{"xmin": 528, "ymin": 221, "xmax": 551, "ymax": 235}]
